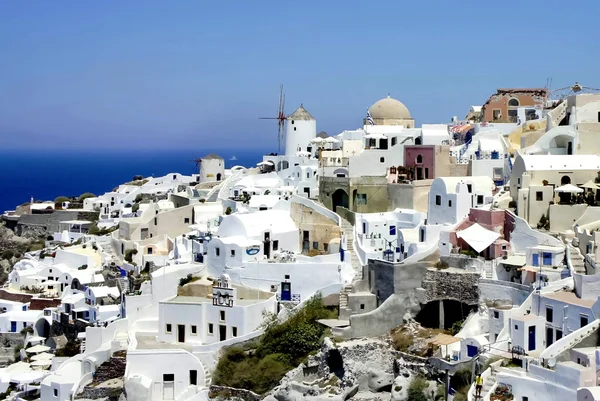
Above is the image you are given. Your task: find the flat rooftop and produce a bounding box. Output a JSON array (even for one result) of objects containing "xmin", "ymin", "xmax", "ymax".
[
  {"xmin": 544, "ymin": 291, "xmax": 596, "ymax": 308},
  {"xmin": 165, "ymin": 295, "xmax": 266, "ymax": 306}
]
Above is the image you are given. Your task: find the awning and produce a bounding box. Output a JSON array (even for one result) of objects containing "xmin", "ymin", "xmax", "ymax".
[
  {"xmin": 456, "ymin": 223, "xmax": 501, "ymax": 253},
  {"xmin": 519, "ymin": 266, "xmax": 539, "ymax": 273},
  {"xmin": 429, "ymin": 333, "xmax": 462, "ymax": 346},
  {"xmin": 501, "ymin": 255, "xmax": 526, "ymax": 267},
  {"xmin": 554, "ymin": 184, "xmax": 583, "ymax": 193}
]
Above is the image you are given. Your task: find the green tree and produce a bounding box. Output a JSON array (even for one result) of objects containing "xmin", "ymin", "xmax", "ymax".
[
  {"xmin": 407, "ymin": 376, "xmax": 429, "ymax": 401},
  {"xmin": 78, "ymin": 192, "xmax": 96, "ymax": 202}
]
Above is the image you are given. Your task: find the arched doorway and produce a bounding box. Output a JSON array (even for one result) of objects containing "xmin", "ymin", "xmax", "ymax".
[
  {"xmin": 332, "ymin": 189, "xmax": 349, "ymax": 213},
  {"xmin": 35, "ymin": 318, "xmax": 50, "ymax": 337},
  {"xmin": 415, "ymin": 137, "xmax": 422, "ymax": 145},
  {"xmin": 561, "ymin": 175, "xmax": 571, "ymax": 185},
  {"xmin": 559, "ymin": 175, "xmax": 573, "ymax": 204},
  {"xmin": 415, "ymin": 300, "xmax": 477, "ymax": 330},
  {"xmin": 216, "ymin": 173, "xmax": 222, "ymax": 181}
]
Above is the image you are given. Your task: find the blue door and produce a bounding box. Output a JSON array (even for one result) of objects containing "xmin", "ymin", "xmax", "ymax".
[
  {"xmin": 532, "ymin": 254, "xmax": 539, "ymax": 267},
  {"xmin": 281, "ymin": 282, "xmax": 291, "ymax": 302},
  {"xmin": 340, "ymin": 248, "xmax": 345, "ymax": 262},
  {"xmin": 389, "ymin": 226, "xmax": 396, "ymax": 235},
  {"xmin": 10, "ymin": 321, "xmax": 16, "ymax": 332},
  {"xmin": 467, "ymin": 345, "xmax": 478, "ymax": 357},
  {"xmin": 528, "ymin": 326, "xmax": 536, "ymax": 351}
]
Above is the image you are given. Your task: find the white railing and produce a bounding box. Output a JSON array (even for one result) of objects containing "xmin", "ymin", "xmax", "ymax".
[
  {"xmin": 71, "ymin": 372, "xmax": 93, "ymax": 400},
  {"xmin": 540, "ymin": 318, "xmax": 600, "ymax": 360},
  {"xmin": 468, "ymin": 366, "xmax": 492, "ymax": 401}
]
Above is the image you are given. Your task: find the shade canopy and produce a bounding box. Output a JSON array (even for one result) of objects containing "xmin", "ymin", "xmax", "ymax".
[
  {"xmin": 456, "ymin": 223, "xmax": 501, "ymax": 253},
  {"xmin": 11, "ymin": 370, "xmax": 48, "ymax": 384},
  {"xmin": 554, "ymin": 184, "xmax": 583, "ymax": 193},
  {"xmin": 324, "ymin": 136, "xmax": 340, "ymax": 143},
  {"xmin": 256, "ymin": 161, "xmax": 274, "ymax": 166},
  {"xmin": 310, "ymin": 137, "xmax": 325, "ymax": 143},
  {"xmin": 25, "ymin": 344, "xmax": 50, "ymax": 354}
]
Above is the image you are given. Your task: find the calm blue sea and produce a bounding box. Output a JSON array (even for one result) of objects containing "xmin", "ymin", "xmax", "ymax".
[{"xmin": 0, "ymin": 148, "xmax": 265, "ymax": 213}]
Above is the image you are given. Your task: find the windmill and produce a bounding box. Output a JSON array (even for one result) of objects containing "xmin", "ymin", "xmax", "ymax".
[
  {"xmin": 259, "ymin": 84, "xmax": 286, "ymax": 154},
  {"xmin": 189, "ymin": 154, "xmax": 202, "ymax": 180}
]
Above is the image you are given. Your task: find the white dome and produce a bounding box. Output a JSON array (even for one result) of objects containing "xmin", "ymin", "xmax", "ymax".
[{"xmin": 368, "ymin": 95, "xmax": 411, "ymax": 120}]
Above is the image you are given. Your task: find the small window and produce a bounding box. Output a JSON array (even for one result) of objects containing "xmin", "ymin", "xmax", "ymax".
[
  {"xmin": 273, "ymin": 240, "xmax": 279, "ymax": 251},
  {"xmin": 546, "ymin": 307, "xmax": 553, "ymax": 323},
  {"xmin": 191, "ymin": 325, "xmax": 197, "ymax": 335},
  {"xmin": 232, "ymin": 327, "xmax": 238, "ymax": 337},
  {"xmin": 598, "ymin": 111, "xmax": 600, "ymax": 123},
  {"xmin": 477, "ymin": 195, "xmax": 484, "ymax": 204},
  {"xmin": 536, "ymin": 191, "xmax": 543, "ymax": 201},
  {"xmin": 467, "ymin": 184, "xmax": 473, "ymax": 193},
  {"xmin": 208, "ymin": 323, "xmax": 214, "ymax": 334},
  {"xmin": 416, "ymin": 154, "xmax": 423, "ymax": 164},
  {"xmin": 493, "ymin": 311, "xmax": 499, "ymax": 319},
  {"xmin": 515, "ymin": 324, "xmax": 518, "ymax": 330},
  {"xmin": 517, "ymin": 178, "xmax": 521, "ymax": 185},
  {"xmin": 230, "ymin": 249, "xmax": 235, "ymax": 257},
  {"xmin": 54, "ymin": 389, "xmax": 58, "ymax": 397},
  {"xmin": 324, "ymin": 243, "xmax": 328, "ymax": 252},
  {"xmin": 581, "ymin": 315, "xmax": 589, "ymax": 328},
  {"xmin": 184, "ymin": 218, "xmax": 190, "ymax": 224},
  {"xmin": 522, "ymin": 397, "xmax": 528, "ymax": 401},
  {"xmin": 556, "ymin": 329, "xmax": 562, "ymax": 340},
  {"xmin": 435, "ymin": 195, "xmax": 441, "ymax": 206},
  {"xmin": 220, "ymin": 311, "xmax": 225, "ymax": 321},
  {"xmin": 312, "ymin": 241, "xmax": 319, "ymax": 250},
  {"xmin": 166, "ymin": 324, "xmax": 172, "ymax": 333},
  {"xmin": 448, "ymin": 200, "xmax": 452, "ymax": 207},
  {"xmin": 294, "ymin": 127, "xmax": 297, "ymax": 131},
  {"xmin": 391, "ymin": 137, "xmax": 397, "ymax": 146},
  {"xmin": 356, "ymin": 193, "xmax": 367, "ymax": 205},
  {"xmin": 154, "ymin": 218, "xmax": 157, "ymax": 225},
  {"xmin": 360, "ymin": 304, "xmax": 365, "ymax": 310},
  {"xmin": 380, "ymin": 157, "xmax": 385, "ymax": 163},
  {"xmin": 508, "ymin": 98, "xmax": 519, "ymax": 107},
  {"xmin": 163, "ymin": 374, "xmax": 174, "ymax": 382},
  {"xmin": 215, "ymin": 247, "xmax": 220, "ymax": 256}
]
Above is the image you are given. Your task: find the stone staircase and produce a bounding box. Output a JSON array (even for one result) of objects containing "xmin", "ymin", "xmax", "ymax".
[
  {"xmin": 114, "ymin": 331, "xmax": 129, "ymax": 349},
  {"xmin": 338, "ymin": 285, "xmax": 354, "ymax": 320},
  {"xmin": 90, "ymin": 353, "xmax": 127, "ymax": 384}
]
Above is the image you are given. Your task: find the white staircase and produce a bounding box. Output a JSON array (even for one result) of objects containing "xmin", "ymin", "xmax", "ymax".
[
  {"xmin": 79, "ymin": 339, "xmax": 86, "ymax": 354},
  {"xmin": 203, "ymin": 364, "xmax": 212, "ymax": 387},
  {"xmin": 114, "ymin": 332, "xmax": 128, "ymax": 349},
  {"xmin": 340, "ymin": 218, "xmax": 363, "ymax": 277},
  {"xmin": 567, "ymin": 242, "xmax": 586, "ymax": 273}
]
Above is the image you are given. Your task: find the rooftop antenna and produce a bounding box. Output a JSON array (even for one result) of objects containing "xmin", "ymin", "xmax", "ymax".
[{"xmin": 259, "ymin": 84, "xmax": 286, "ymax": 154}]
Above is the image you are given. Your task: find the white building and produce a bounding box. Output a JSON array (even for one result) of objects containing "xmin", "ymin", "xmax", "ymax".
[
  {"xmin": 509, "ymin": 153, "xmax": 600, "ymax": 227},
  {"xmin": 158, "ymin": 275, "xmax": 276, "ymax": 345},
  {"xmin": 428, "ymin": 176, "xmax": 495, "ymax": 226}
]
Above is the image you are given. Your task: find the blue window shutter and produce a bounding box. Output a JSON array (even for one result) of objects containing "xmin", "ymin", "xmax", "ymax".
[{"xmin": 389, "ymin": 226, "xmax": 396, "ymax": 235}]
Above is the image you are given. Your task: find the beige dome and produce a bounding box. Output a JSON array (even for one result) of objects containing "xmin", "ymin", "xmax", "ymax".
[{"xmin": 368, "ymin": 96, "xmax": 411, "ymax": 120}]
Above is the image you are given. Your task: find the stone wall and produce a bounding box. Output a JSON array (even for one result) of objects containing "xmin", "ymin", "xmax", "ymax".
[
  {"xmin": 209, "ymin": 385, "xmax": 261, "ymax": 401},
  {"xmin": 421, "ymin": 268, "xmax": 480, "ymax": 305},
  {"xmin": 16, "ymin": 210, "xmax": 99, "ymax": 238}
]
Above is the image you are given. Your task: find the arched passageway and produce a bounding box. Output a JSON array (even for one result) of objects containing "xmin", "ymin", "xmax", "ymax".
[
  {"xmin": 332, "ymin": 189, "xmax": 349, "ymax": 213},
  {"xmin": 415, "ymin": 300, "xmax": 478, "ymax": 330}
]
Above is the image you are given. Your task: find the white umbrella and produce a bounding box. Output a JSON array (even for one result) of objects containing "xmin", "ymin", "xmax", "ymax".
[
  {"xmin": 256, "ymin": 161, "xmax": 272, "ymax": 166},
  {"xmin": 30, "ymin": 352, "xmax": 53, "ymax": 361},
  {"xmin": 554, "ymin": 184, "xmax": 583, "ymax": 193},
  {"xmin": 25, "ymin": 344, "xmax": 50, "ymax": 354},
  {"xmin": 581, "ymin": 180, "xmax": 599, "ymax": 190},
  {"xmin": 30, "ymin": 360, "xmax": 51, "ymax": 367},
  {"xmin": 11, "ymin": 370, "xmax": 48, "ymax": 384},
  {"xmin": 311, "ymin": 137, "xmax": 325, "ymax": 143},
  {"xmin": 324, "ymin": 137, "xmax": 340, "ymax": 143}
]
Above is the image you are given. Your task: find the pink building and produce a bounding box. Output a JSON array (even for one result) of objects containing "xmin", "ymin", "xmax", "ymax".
[
  {"xmin": 404, "ymin": 145, "xmax": 436, "ymax": 180},
  {"xmin": 448, "ymin": 208, "xmax": 512, "ymax": 259}
]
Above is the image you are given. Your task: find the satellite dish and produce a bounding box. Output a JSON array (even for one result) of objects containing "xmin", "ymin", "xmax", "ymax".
[{"xmin": 547, "ymin": 357, "xmax": 557, "ymax": 368}]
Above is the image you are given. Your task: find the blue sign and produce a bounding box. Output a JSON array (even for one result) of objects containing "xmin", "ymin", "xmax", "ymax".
[{"xmin": 246, "ymin": 245, "xmax": 260, "ymax": 255}]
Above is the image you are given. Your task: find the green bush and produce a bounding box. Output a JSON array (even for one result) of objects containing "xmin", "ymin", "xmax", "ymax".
[
  {"xmin": 451, "ymin": 319, "xmax": 464, "ymax": 335},
  {"xmin": 213, "ymin": 293, "xmax": 335, "ymax": 394},
  {"xmin": 179, "ymin": 274, "xmax": 200, "ymax": 287},
  {"xmin": 124, "ymin": 249, "xmax": 138, "ymax": 263},
  {"xmin": 2, "ymin": 250, "xmax": 14, "ymax": 260},
  {"xmin": 407, "ymin": 376, "xmax": 429, "ymax": 401},
  {"xmin": 225, "ymin": 206, "xmax": 232, "ymax": 215},
  {"xmin": 134, "ymin": 194, "xmax": 144, "ymax": 203},
  {"xmin": 78, "ymin": 192, "xmax": 96, "ymax": 202},
  {"xmin": 55, "ymin": 340, "xmax": 81, "ymax": 357},
  {"xmin": 460, "ymin": 249, "xmax": 479, "ymax": 258},
  {"xmin": 434, "ymin": 260, "xmax": 448, "ymax": 270},
  {"xmin": 132, "ymin": 203, "xmax": 140, "ymax": 213}
]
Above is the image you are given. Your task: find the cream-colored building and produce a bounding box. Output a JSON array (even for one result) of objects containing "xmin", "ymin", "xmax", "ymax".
[
  {"xmin": 510, "ymin": 153, "xmax": 600, "ymax": 228},
  {"xmin": 364, "ymin": 95, "xmax": 415, "ymax": 128}
]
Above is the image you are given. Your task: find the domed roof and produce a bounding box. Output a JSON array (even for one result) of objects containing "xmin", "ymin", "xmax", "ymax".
[
  {"xmin": 368, "ymin": 95, "xmax": 411, "ymax": 120},
  {"xmin": 288, "ymin": 104, "xmax": 315, "ymax": 121}
]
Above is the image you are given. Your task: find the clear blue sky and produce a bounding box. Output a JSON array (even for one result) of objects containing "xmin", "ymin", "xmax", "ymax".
[{"xmin": 1, "ymin": 0, "xmax": 598, "ymax": 150}]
